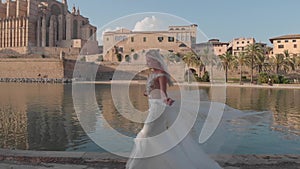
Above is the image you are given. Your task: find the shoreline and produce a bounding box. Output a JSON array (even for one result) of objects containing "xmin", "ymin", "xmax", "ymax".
[
  {"xmin": 0, "ymin": 149, "xmax": 299, "ymax": 169},
  {"xmin": 74, "ymin": 80, "xmax": 300, "ymax": 89},
  {"xmin": 0, "ymin": 78, "xmax": 299, "ymax": 89}
]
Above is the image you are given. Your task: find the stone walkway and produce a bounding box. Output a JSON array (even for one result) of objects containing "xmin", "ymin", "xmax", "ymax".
[{"xmin": 0, "ymin": 149, "xmax": 299, "ymax": 169}]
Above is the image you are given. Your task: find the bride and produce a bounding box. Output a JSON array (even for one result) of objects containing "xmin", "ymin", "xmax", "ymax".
[{"xmin": 126, "ymin": 49, "xmax": 223, "ymax": 169}]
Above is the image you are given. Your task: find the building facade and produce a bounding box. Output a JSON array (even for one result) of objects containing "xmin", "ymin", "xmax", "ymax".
[
  {"xmin": 208, "ymin": 39, "xmax": 228, "ymax": 56},
  {"xmin": 228, "ymin": 37, "xmax": 256, "ymax": 56},
  {"xmin": 102, "ymin": 24, "xmax": 198, "ymax": 62},
  {"xmin": 0, "ymin": 0, "xmax": 98, "ymax": 57},
  {"xmin": 269, "ymin": 34, "xmax": 300, "ymax": 57}
]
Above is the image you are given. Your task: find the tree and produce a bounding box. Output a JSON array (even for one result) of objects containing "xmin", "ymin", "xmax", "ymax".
[
  {"xmin": 254, "ymin": 53, "xmax": 270, "ymax": 73},
  {"xmin": 245, "ymin": 44, "xmax": 263, "ymax": 83},
  {"xmin": 235, "ymin": 52, "xmax": 249, "ymax": 83},
  {"xmin": 271, "ymin": 54, "xmax": 289, "ymax": 74},
  {"xmin": 183, "ymin": 52, "xmax": 197, "ymax": 83},
  {"xmin": 283, "ymin": 50, "xmax": 299, "ymax": 72},
  {"xmin": 183, "ymin": 52, "xmax": 197, "ymax": 67},
  {"xmin": 194, "ymin": 56, "xmax": 205, "ymax": 77},
  {"xmin": 220, "ymin": 51, "xmax": 235, "ymax": 82},
  {"xmin": 200, "ymin": 46, "xmax": 217, "ymax": 80}
]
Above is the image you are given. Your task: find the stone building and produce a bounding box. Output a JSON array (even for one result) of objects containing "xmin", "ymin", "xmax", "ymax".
[
  {"xmin": 0, "ymin": 0, "xmax": 98, "ymax": 57},
  {"xmin": 269, "ymin": 34, "xmax": 300, "ymax": 57},
  {"xmin": 228, "ymin": 37, "xmax": 256, "ymax": 56},
  {"xmin": 102, "ymin": 24, "xmax": 198, "ymax": 62},
  {"xmin": 208, "ymin": 39, "xmax": 229, "ymax": 56}
]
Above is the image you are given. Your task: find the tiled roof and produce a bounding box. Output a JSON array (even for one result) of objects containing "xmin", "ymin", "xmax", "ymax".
[{"xmin": 269, "ymin": 34, "xmax": 300, "ymax": 43}]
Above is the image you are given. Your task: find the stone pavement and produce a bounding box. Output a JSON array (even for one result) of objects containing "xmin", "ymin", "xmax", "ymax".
[{"xmin": 0, "ymin": 149, "xmax": 299, "ymax": 169}]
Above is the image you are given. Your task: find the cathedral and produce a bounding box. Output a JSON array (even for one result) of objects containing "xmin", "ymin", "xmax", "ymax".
[{"xmin": 0, "ymin": 0, "xmax": 98, "ymax": 57}]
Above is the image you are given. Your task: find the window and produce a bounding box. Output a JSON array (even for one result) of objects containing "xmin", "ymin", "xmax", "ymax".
[
  {"xmin": 237, "ymin": 42, "xmax": 239, "ymax": 44},
  {"xmin": 278, "ymin": 45, "xmax": 284, "ymax": 48},
  {"xmin": 247, "ymin": 41, "xmax": 250, "ymax": 43},
  {"xmin": 293, "ymin": 40, "xmax": 297, "ymax": 42},
  {"xmin": 131, "ymin": 37, "xmax": 134, "ymax": 42},
  {"xmin": 294, "ymin": 44, "xmax": 297, "ymax": 48},
  {"xmin": 237, "ymin": 47, "xmax": 239, "ymax": 50},
  {"xmin": 106, "ymin": 38, "xmax": 109, "ymax": 41},
  {"xmin": 219, "ymin": 49, "xmax": 221, "ymax": 52},
  {"xmin": 158, "ymin": 37, "xmax": 164, "ymax": 42},
  {"xmin": 285, "ymin": 40, "xmax": 289, "ymax": 43},
  {"xmin": 242, "ymin": 41, "xmax": 244, "ymax": 44},
  {"xmin": 143, "ymin": 37, "xmax": 147, "ymax": 42},
  {"xmin": 168, "ymin": 37, "xmax": 174, "ymax": 42},
  {"xmin": 277, "ymin": 40, "xmax": 281, "ymax": 43},
  {"xmin": 131, "ymin": 48, "xmax": 135, "ymax": 52}
]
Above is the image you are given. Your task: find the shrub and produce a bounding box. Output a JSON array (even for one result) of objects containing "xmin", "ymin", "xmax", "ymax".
[
  {"xmin": 80, "ymin": 56, "xmax": 86, "ymax": 62},
  {"xmin": 116, "ymin": 54, "xmax": 122, "ymax": 62},
  {"xmin": 125, "ymin": 55, "xmax": 131, "ymax": 62},
  {"xmin": 202, "ymin": 71, "xmax": 210, "ymax": 82},
  {"xmin": 8, "ymin": 55, "xmax": 18, "ymax": 58},
  {"xmin": 271, "ymin": 74, "xmax": 290, "ymax": 84},
  {"xmin": 258, "ymin": 72, "xmax": 269, "ymax": 84},
  {"xmin": 133, "ymin": 53, "xmax": 139, "ymax": 60},
  {"xmin": 97, "ymin": 55, "xmax": 103, "ymax": 61}
]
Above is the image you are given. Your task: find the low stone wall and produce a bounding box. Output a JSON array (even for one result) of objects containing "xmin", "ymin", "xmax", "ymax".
[
  {"xmin": 0, "ymin": 149, "xmax": 299, "ymax": 169},
  {"xmin": 0, "ymin": 58, "xmax": 64, "ymax": 79}
]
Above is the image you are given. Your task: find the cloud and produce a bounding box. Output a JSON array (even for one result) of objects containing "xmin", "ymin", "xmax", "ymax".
[
  {"xmin": 133, "ymin": 16, "xmax": 165, "ymax": 31},
  {"xmin": 98, "ymin": 27, "xmax": 123, "ymax": 44}
]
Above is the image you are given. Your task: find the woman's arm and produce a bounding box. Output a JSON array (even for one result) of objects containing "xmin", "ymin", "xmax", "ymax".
[{"xmin": 158, "ymin": 76, "xmax": 174, "ymax": 106}]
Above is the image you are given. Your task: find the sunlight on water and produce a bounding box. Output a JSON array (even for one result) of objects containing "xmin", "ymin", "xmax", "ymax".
[{"xmin": 0, "ymin": 83, "xmax": 299, "ymax": 154}]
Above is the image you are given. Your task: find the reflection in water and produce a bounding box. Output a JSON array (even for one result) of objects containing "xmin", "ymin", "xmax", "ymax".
[
  {"xmin": 225, "ymin": 87, "xmax": 300, "ymax": 136},
  {"xmin": 0, "ymin": 83, "xmax": 87, "ymax": 151},
  {"xmin": 0, "ymin": 83, "xmax": 299, "ymax": 154}
]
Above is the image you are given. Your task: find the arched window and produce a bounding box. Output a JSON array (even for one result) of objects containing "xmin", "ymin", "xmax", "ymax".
[
  {"xmin": 51, "ymin": 4, "xmax": 61, "ymax": 16},
  {"xmin": 73, "ymin": 20, "xmax": 78, "ymax": 39}
]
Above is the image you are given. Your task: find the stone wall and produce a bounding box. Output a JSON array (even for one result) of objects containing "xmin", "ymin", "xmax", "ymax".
[
  {"xmin": 0, "ymin": 58, "xmax": 64, "ymax": 79},
  {"xmin": 0, "ymin": 47, "xmax": 80, "ymax": 59}
]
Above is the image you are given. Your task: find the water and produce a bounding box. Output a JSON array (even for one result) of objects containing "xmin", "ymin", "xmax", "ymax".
[{"xmin": 0, "ymin": 83, "xmax": 299, "ymax": 154}]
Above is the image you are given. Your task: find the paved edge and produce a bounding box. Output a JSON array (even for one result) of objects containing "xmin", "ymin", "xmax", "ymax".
[
  {"xmin": 0, "ymin": 149, "xmax": 300, "ymax": 167},
  {"xmin": 74, "ymin": 81, "xmax": 300, "ymax": 89}
]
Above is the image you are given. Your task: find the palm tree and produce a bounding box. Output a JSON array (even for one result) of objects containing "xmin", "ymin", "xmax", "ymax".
[
  {"xmin": 283, "ymin": 50, "xmax": 299, "ymax": 72},
  {"xmin": 271, "ymin": 54, "xmax": 289, "ymax": 74},
  {"xmin": 235, "ymin": 52, "xmax": 248, "ymax": 83},
  {"xmin": 254, "ymin": 53, "xmax": 270, "ymax": 73},
  {"xmin": 183, "ymin": 52, "xmax": 197, "ymax": 67},
  {"xmin": 194, "ymin": 56, "xmax": 205, "ymax": 77},
  {"xmin": 296, "ymin": 54, "xmax": 300, "ymax": 71},
  {"xmin": 200, "ymin": 47, "xmax": 217, "ymax": 80},
  {"xmin": 183, "ymin": 52, "xmax": 197, "ymax": 82},
  {"xmin": 245, "ymin": 44, "xmax": 263, "ymax": 83},
  {"xmin": 220, "ymin": 51, "xmax": 235, "ymax": 83}
]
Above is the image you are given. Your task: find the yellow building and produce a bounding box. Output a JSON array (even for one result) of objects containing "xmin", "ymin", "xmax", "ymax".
[
  {"xmin": 228, "ymin": 37, "xmax": 255, "ymax": 56},
  {"xmin": 208, "ymin": 39, "xmax": 228, "ymax": 56},
  {"xmin": 269, "ymin": 34, "xmax": 300, "ymax": 56},
  {"xmin": 102, "ymin": 24, "xmax": 198, "ymax": 62}
]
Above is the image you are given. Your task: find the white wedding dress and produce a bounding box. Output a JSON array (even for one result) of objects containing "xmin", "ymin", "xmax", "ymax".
[{"xmin": 126, "ymin": 73, "xmax": 261, "ymax": 169}]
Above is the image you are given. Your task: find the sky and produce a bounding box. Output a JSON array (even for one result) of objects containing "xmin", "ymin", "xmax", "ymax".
[{"xmin": 67, "ymin": 0, "xmax": 300, "ymax": 45}]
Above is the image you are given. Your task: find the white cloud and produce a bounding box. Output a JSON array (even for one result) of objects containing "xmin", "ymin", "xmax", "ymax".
[{"xmin": 133, "ymin": 16, "xmax": 165, "ymax": 31}]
